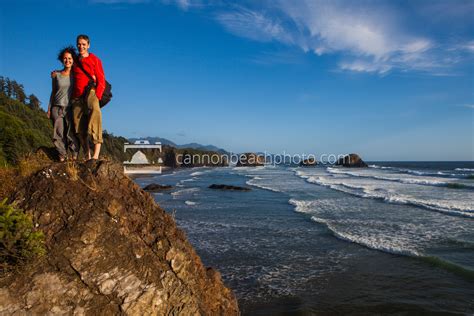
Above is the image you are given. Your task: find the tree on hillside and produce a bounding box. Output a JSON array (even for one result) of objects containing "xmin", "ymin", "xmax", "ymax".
[
  {"xmin": 28, "ymin": 94, "xmax": 41, "ymax": 110},
  {"xmin": 5, "ymin": 78, "xmax": 13, "ymax": 98},
  {"xmin": 0, "ymin": 76, "xmax": 6, "ymax": 95},
  {"xmin": 12, "ymin": 81, "xmax": 26, "ymax": 104}
]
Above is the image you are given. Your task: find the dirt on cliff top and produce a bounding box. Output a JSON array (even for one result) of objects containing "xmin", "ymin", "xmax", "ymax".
[{"xmin": 0, "ymin": 160, "xmax": 239, "ymax": 315}]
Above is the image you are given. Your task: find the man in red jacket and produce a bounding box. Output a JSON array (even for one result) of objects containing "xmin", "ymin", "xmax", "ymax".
[{"xmin": 71, "ymin": 34, "xmax": 105, "ymax": 160}]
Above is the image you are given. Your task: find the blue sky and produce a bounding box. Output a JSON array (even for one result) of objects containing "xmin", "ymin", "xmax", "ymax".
[{"xmin": 1, "ymin": 0, "xmax": 473, "ymax": 160}]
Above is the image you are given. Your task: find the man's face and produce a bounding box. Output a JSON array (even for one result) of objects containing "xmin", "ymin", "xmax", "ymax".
[{"xmin": 77, "ymin": 39, "xmax": 90, "ymax": 55}]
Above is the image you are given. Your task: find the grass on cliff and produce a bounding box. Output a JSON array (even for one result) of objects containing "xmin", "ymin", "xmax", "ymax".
[{"xmin": 0, "ymin": 199, "xmax": 45, "ymax": 272}]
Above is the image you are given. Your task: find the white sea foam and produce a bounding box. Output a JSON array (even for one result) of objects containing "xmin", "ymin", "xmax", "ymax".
[
  {"xmin": 171, "ymin": 188, "xmax": 200, "ymax": 196},
  {"xmin": 368, "ymin": 165, "xmax": 464, "ymax": 177},
  {"xmin": 403, "ymin": 169, "xmax": 461, "ymax": 177},
  {"xmin": 326, "ymin": 167, "xmax": 465, "ymax": 188},
  {"xmin": 295, "ymin": 170, "xmax": 310, "ymax": 179},
  {"xmin": 368, "ymin": 164, "xmax": 393, "ymax": 170},
  {"xmin": 190, "ymin": 171, "xmax": 205, "ymax": 176},
  {"xmin": 232, "ymin": 166, "xmax": 265, "ymax": 171},
  {"xmin": 298, "ymin": 174, "xmax": 474, "ymax": 218},
  {"xmin": 181, "ymin": 178, "xmax": 196, "ymax": 182},
  {"xmin": 185, "ymin": 200, "xmax": 197, "ymax": 205},
  {"xmin": 288, "ymin": 199, "xmax": 315, "ymax": 213},
  {"xmin": 244, "ymin": 175, "xmax": 264, "ymax": 180},
  {"xmin": 287, "ymin": 196, "xmax": 474, "ymax": 266},
  {"xmin": 381, "ymin": 195, "xmax": 474, "ymax": 218},
  {"xmin": 310, "ymin": 216, "xmax": 422, "ymax": 257},
  {"xmin": 246, "ymin": 179, "xmax": 282, "ymax": 192}
]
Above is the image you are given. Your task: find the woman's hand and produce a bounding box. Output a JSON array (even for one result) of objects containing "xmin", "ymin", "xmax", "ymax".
[{"xmin": 47, "ymin": 109, "xmax": 51, "ymax": 119}]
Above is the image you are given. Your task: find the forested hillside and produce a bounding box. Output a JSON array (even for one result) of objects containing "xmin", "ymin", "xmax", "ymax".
[{"xmin": 0, "ymin": 77, "xmax": 51, "ymax": 166}]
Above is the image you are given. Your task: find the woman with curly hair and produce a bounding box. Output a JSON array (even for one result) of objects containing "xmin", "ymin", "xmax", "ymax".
[{"xmin": 47, "ymin": 46, "xmax": 80, "ymax": 161}]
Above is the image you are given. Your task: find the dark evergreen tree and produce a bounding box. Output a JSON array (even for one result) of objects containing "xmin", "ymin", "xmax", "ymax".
[
  {"xmin": 5, "ymin": 78, "xmax": 13, "ymax": 97},
  {"xmin": 0, "ymin": 76, "xmax": 5, "ymax": 95},
  {"xmin": 13, "ymin": 81, "xmax": 26, "ymax": 104},
  {"xmin": 28, "ymin": 94, "xmax": 41, "ymax": 110}
]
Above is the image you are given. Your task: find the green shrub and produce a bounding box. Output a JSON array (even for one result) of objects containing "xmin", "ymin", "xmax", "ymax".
[{"xmin": 0, "ymin": 199, "xmax": 45, "ymax": 271}]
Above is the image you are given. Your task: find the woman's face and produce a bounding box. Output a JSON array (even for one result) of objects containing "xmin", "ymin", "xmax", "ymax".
[{"xmin": 63, "ymin": 52, "xmax": 73, "ymax": 68}]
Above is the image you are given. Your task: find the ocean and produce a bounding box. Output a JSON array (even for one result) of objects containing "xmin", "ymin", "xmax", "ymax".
[{"xmin": 135, "ymin": 162, "xmax": 474, "ymax": 315}]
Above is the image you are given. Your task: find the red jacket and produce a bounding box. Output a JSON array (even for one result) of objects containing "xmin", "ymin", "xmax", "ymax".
[{"xmin": 72, "ymin": 53, "xmax": 106, "ymax": 100}]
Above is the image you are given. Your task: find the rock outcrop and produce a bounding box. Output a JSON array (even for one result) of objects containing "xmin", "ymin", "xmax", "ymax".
[
  {"xmin": 335, "ymin": 153, "xmax": 368, "ymax": 168},
  {"xmin": 208, "ymin": 184, "xmax": 251, "ymax": 191},
  {"xmin": 143, "ymin": 183, "xmax": 173, "ymax": 192},
  {"xmin": 0, "ymin": 161, "xmax": 239, "ymax": 315},
  {"xmin": 236, "ymin": 153, "xmax": 265, "ymax": 167},
  {"xmin": 163, "ymin": 147, "xmax": 229, "ymax": 168},
  {"xmin": 300, "ymin": 157, "xmax": 317, "ymax": 167}
]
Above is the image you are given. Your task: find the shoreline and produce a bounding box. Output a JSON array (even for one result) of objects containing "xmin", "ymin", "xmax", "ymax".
[{"xmin": 139, "ymin": 161, "xmax": 474, "ymax": 315}]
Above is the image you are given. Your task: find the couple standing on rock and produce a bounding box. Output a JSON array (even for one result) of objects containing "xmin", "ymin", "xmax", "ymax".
[{"xmin": 47, "ymin": 34, "xmax": 106, "ymax": 162}]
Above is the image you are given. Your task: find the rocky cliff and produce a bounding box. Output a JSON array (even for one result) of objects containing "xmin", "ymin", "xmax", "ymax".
[
  {"xmin": 0, "ymin": 160, "xmax": 239, "ymax": 315},
  {"xmin": 235, "ymin": 153, "xmax": 265, "ymax": 167}
]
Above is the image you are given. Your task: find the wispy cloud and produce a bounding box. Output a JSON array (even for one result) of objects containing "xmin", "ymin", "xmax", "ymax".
[
  {"xmin": 216, "ymin": 7, "xmax": 294, "ymax": 45},
  {"xmin": 211, "ymin": 0, "xmax": 473, "ymax": 75},
  {"xmin": 460, "ymin": 104, "xmax": 474, "ymax": 109},
  {"xmin": 162, "ymin": 0, "xmax": 196, "ymax": 10},
  {"xmin": 456, "ymin": 40, "xmax": 474, "ymax": 53},
  {"xmin": 214, "ymin": 1, "xmax": 448, "ymax": 74}
]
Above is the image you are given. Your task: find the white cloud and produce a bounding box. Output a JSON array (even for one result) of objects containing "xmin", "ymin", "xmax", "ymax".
[
  {"xmin": 339, "ymin": 60, "xmax": 392, "ymax": 74},
  {"xmin": 213, "ymin": 1, "xmax": 465, "ymax": 74},
  {"xmin": 215, "ymin": 8, "xmax": 294, "ymax": 45},
  {"xmin": 281, "ymin": 1, "xmax": 397, "ymax": 60},
  {"xmin": 460, "ymin": 41, "xmax": 474, "ymax": 53},
  {"xmin": 465, "ymin": 44, "xmax": 474, "ymax": 52},
  {"xmin": 171, "ymin": 0, "xmax": 191, "ymax": 10},
  {"xmin": 93, "ymin": 0, "xmax": 472, "ymax": 74}
]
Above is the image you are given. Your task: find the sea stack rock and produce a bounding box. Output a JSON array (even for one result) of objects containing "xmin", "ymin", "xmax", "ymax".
[
  {"xmin": 300, "ymin": 157, "xmax": 317, "ymax": 167},
  {"xmin": 209, "ymin": 184, "xmax": 251, "ymax": 191},
  {"xmin": 0, "ymin": 161, "xmax": 239, "ymax": 315},
  {"xmin": 335, "ymin": 153, "xmax": 368, "ymax": 168},
  {"xmin": 236, "ymin": 153, "xmax": 265, "ymax": 167},
  {"xmin": 143, "ymin": 183, "xmax": 173, "ymax": 192}
]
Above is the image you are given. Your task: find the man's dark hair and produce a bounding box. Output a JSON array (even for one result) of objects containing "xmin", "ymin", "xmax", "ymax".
[
  {"xmin": 57, "ymin": 46, "xmax": 77, "ymax": 63},
  {"xmin": 76, "ymin": 34, "xmax": 90, "ymax": 44}
]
